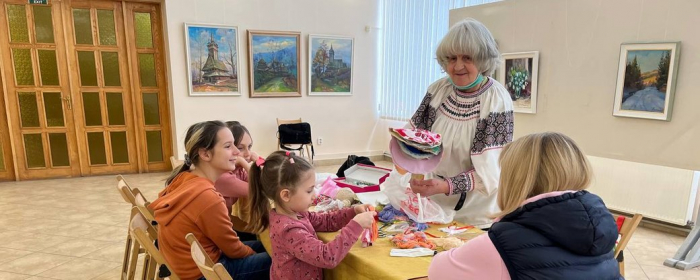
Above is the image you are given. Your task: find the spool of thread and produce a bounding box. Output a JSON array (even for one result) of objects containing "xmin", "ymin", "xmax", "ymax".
[{"xmin": 411, "ymin": 174, "xmax": 425, "ymax": 181}]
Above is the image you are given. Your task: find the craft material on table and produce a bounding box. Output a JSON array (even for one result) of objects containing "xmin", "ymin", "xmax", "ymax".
[
  {"xmin": 391, "ymin": 231, "xmax": 436, "ymax": 250},
  {"xmin": 390, "ymin": 248, "xmax": 436, "ymax": 258}
]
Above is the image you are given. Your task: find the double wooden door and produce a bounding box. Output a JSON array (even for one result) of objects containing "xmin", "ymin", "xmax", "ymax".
[{"xmin": 0, "ymin": 0, "xmax": 171, "ymax": 180}]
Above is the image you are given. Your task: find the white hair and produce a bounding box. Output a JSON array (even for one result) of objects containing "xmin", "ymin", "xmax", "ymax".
[{"xmin": 436, "ymin": 18, "xmax": 502, "ymax": 76}]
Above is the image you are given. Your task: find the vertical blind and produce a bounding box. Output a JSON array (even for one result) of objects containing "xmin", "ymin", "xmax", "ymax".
[{"xmin": 379, "ymin": 0, "xmax": 501, "ymax": 120}]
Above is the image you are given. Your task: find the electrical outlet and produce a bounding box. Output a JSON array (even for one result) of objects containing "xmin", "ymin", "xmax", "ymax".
[{"xmin": 317, "ymin": 137, "xmax": 323, "ymax": 145}]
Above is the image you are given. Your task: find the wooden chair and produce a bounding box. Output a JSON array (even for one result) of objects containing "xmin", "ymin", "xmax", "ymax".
[
  {"xmin": 170, "ymin": 156, "xmax": 183, "ymax": 171},
  {"xmin": 613, "ymin": 213, "xmax": 643, "ymax": 277},
  {"xmin": 276, "ymin": 118, "xmax": 313, "ymax": 164},
  {"xmin": 116, "ymin": 175, "xmax": 157, "ymax": 280},
  {"xmin": 131, "ymin": 210, "xmax": 179, "ymax": 280},
  {"xmin": 186, "ymin": 233, "xmax": 234, "ymax": 280}
]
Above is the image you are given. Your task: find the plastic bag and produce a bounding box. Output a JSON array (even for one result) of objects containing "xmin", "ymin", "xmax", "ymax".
[{"xmin": 380, "ymin": 169, "xmax": 455, "ymax": 224}]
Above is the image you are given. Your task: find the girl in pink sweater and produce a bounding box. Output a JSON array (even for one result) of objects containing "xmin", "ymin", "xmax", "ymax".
[
  {"xmin": 247, "ymin": 151, "xmax": 377, "ymax": 280},
  {"xmin": 215, "ymin": 121, "xmax": 259, "ymax": 241}
]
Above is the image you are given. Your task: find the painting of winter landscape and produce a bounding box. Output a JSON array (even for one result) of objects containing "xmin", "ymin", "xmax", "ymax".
[
  {"xmin": 185, "ymin": 24, "xmax": 239, "ymax": 96},
  {"xmin": 247, "ymin": 31, "xmax": 301, "ymax": 97},
  {"xmin": 613, "ymin": 42, "xmax": 680, "ymax": 121},
  {"xmin": 308, "ymin": 35, "xmax": 353, "ymax": 96}
]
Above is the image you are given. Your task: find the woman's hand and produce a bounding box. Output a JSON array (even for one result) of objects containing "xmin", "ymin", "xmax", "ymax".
[
  {"xmin": 410, "ymin": 178, "xmax": 450, "ymax": 197},
  {"xmin": 248, "ymin": 151, "xmax": 260, "ymax": 163},
  {"xmin": 235, "ymin": 156, "xmax": 251, "ymax": 172}
]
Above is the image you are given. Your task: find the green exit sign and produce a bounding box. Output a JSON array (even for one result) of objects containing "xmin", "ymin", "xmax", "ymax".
[{"xmin": 29, "ymin": 0, "xmax": 48, "ymax": 4}]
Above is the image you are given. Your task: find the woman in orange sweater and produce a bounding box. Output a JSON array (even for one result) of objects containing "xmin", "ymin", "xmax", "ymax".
[{"xmin": 149, "ymin": 121, "xmax": 271, "ymax": 280}]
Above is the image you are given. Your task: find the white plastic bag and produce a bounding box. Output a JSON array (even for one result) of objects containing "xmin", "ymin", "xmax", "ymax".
[{"xmin": 380, "ymin": 170, "xmax": 455, "ymax": 224}]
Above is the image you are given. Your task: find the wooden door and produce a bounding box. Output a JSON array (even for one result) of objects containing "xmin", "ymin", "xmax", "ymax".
[
  {"xmin": 124, "ymin": 2, "xmax": 172, "ymax": 172},
  {"xmin": 0, "ymin": 1, "xmax": 80, "ymax": 179},
  {"xmin": 63, "ymin": 0, "xmax": 139, "ymax": 175}
]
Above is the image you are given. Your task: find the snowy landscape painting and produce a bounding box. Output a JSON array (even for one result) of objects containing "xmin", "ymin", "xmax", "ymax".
[
  {"xmin": 247, "ymin": 30, "xmax": 301, "ymax": 97},
  {"xmin": 613, "ymin": 42, "xmax": 680, "ymax": 121}
]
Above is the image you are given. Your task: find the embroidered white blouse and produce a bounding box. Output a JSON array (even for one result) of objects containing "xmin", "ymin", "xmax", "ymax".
[{"xmin": 409, "ymin": 76, "xmax": 514, "ymax": 228}]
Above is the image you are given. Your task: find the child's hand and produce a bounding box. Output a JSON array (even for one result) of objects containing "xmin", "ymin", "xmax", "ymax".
[
  {"xmin": 353, "ymin": 204, "xmax": 372, "ymax": 214},
  {"xmin": 353, "ymin": 211, "xmax": 376, "ymax": 229}
]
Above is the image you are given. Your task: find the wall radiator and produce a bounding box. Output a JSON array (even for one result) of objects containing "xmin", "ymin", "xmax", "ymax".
[{"xmin": 587, "ymin": 156, "xmax": 700, "ymax": 226}]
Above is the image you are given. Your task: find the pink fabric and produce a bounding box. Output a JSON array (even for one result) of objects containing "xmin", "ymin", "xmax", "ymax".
[
  {"xmin": 428, "ymin": 190, "xmax": 578, "ymax": 279},
  {"xmin": 269, "ymin": 208, "xmax": 363, "ymax": 280},
  {"xmin": 213, "ymin": 168, "xmax": 249, "ymax": 213}
]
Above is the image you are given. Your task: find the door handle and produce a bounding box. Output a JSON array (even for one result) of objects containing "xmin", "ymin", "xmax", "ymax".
[{"xmin": 61, "ymin": 95, "xmax": 72, "ymax": 110}]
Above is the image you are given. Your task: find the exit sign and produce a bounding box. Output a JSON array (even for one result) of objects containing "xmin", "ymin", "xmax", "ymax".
[{"xmin": 28, "ymin": 0, "xmax": 48, "ymax": 4}]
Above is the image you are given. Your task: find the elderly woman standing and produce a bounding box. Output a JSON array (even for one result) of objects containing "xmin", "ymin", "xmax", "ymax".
[{"xmin": 408, "ymin": 18, "xmax": 514, "ymax": 228}]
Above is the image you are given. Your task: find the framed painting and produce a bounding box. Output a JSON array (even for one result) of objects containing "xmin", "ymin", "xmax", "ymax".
[
  {"xmin": 498, "ymin": 51, "xmax": 539, "ymax": 114},
  {"xmin": 308, "ymin": 35, "xmax": 353, "ymax": 96},
  {"xmin": 613, "ymin": 42, "xmax": 681, "ymax": 121},
  {"xmin": 247, "ymin": 30, "xmax": 301, "ymax": 97},
  {"xmin": 184, "ymin": 23, "xmax": 240, "ymax": 96}
]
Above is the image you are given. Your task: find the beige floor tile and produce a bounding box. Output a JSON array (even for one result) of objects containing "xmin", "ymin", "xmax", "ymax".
[
  {"xmin": 37, "ymin": 259, "xmax": 120, "ymax": 280},
  {"xmin": 90, "ymin": 265, "xmax": 123, "ymax": 280},
  {"xmin": 0, "ymin": 271, "xmax": 32, "ymax": 280},
  {"xmin": 25, "ymin": 277, "xmax": 60, "ymax": 280},
  {"xmin": 42, "ymin": 239, "xmax": 117, "ymax": 257},
  {"xmin": 0, "ymin": 248, "xmax": 33, "ymax": 265},
  {"xmin": 0, "ymin": 253, "xmax": 75, "ymax": 275},
  {"xmin": 0, "ymin": 234, "xmax": 71, "ymax": 252},
  {"xmin": 79, "ymin": 225, "xmax": 126, "ymax": 243},
  {"xmin": 641, "ymin": 265, "xmax": 700, "ymax": 280},
  {"xmin": 82, "ymin": 242, "xmax": 128, "ymax": 263},
  {"xmin": 623, "ymin": 259, "xmax": 649, "ymax": 280}
]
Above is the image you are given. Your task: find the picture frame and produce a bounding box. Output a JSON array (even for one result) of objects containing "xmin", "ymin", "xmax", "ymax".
[
  {"xmin": 498, "ymin": 51, "xmax": 539, "ymax": 114},
  {"xmin": 247, "ymin": 30, "xmax": 302, "ymax": 98},
  {"xmin": 613, "ymin": 42, "xmax": 681, "ymax": 121},
  {"xmin": 308, "ymin": 35, "xmax": 354, "ymax": 96},
  {"xmin": 184, "ymin": 23, "xmax": 240, "ymax": 96}
]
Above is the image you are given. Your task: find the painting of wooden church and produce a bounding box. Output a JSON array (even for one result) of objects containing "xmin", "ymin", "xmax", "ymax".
[{"xmin": 185, "ymin": 24, "xmax": 239, "ymax": 96}]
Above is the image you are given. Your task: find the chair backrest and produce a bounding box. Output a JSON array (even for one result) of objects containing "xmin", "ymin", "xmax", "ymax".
[
  {"xmin": 276, "ymin": 118, "xmax": 302, "ymax": 126},
  {"xmin": 130, "ymin": 210, "xmax": 178, "ymax": 280},
  {"xmin": 117, "ymin": 175, "xmax": 155, "ymax": 221},
  {"xmin": 170, "ymin": 156, "xmax": 183, "ymax": 171},
  {"xmin": 116, "ymin": 175, "xmax": 137, "ymax": 205},
  {"xmin": 186, "ymin": 233, "xmax": 234, "ymax": 280},
  {"xmin": 614, "ymin": 213, "xmax": 643, "ymax": 258}
]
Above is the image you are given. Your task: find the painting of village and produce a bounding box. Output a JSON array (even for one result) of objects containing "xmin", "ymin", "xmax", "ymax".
[
  {"xmin": 614, "ymin": 42, "xmax": 680, "ymax": 121},
  {"xmin": 308, "ymin": 35, "xmax": 353, "ymax": 95},
  {"xmin": 248, "ymin": 31, "xmax": 301, "ymax": 97},
  {"xmin": 185, "ymin": 24, "xmax": 239, "ymax": 96}
]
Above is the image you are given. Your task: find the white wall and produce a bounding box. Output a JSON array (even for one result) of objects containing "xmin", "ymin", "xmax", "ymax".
[
  {"xmin": 450, "ymin": 0, "xmax": 700, "ymax": 171},
  {"xmin": 162, "ymin": 0, "xmax": 384, "ymax": 160}
]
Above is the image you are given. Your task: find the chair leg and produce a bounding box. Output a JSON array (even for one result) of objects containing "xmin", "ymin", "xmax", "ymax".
[
  {"xmin": 127, "ymin": 239, "xmax": 140, "ymax": 280},
  {"xmin": 121, "ymin": 234, "xmax": 132, "ymax": 280},
  {"xmin": 619, "ymin": 260, "xmax": 625, "ymax": 277}
]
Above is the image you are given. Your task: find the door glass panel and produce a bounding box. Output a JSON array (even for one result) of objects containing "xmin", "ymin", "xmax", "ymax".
[
  {"xmin": 146, "ymin": 130, "xmax": 163, "ymax": 162},
  {"xmin": 142, "ymin": 92, "xmax": 160, "ymax": 125},
  {"xmin": 110, "ymin": 131, "xmax": 128, "ymax": 164},
  {"xmin": 18, "ymin": 92, "xmax": 39, "ymax": 127},
  {"xmin": 48, "ymin": 133, "xmax": 70, "ymax": 167},
  {"xmin": 87, "ymin": 132, "xmax": 107, "ymax": 165},
  {"xmin": 138, "ymin": 53, "xmax": 156, "ymax": 87},
  {"xmin": 12, "ymin": 48, "xmax": 34, "ymax": 86},
  {"xmin": 77, "ymin": 51, "xmax": 98, "ymax": 86},
  {"xmin": 134, "ymin": 12, "xmax": 153, "ymax": 48},
  {"xmin": 82, "ymin": 92, "xmax": 102, "ymax": 126},
  {"xmin": 7, "ymin": 5, "xmax": 29, "ymax": 43},
  {"xmin": 101, "ymin": 52, "xmax": 121, "ymax": 86},
  {"xmin": 23, "ymin": 134, "xmax": 45, "ymax": 168},
  {"xmin": 97, "ymin": 10, "xmax": 117, "ymax": 46},
  {"xmin": 106, "ymin": 92, "xmax": 125, "ymax": 125},
  {"xmin": 38, "ymin": 49, "xmax": 59, "ymax": 86},
  {"xmin": 43, "ymin": 92, "xmax": 65, "ymax": 127},
  {"xmin": 32, "ymin": 6, "xmax": 54, "ymax": 44},
  {"xmin": 72, "ymin": 8, "xmax": 93, "ymax": 45}
]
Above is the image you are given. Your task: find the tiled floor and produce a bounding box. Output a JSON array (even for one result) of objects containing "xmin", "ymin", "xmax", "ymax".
[{"xmin": 0, "ymin": 161, "xmax": 698, "ymax": 279}]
